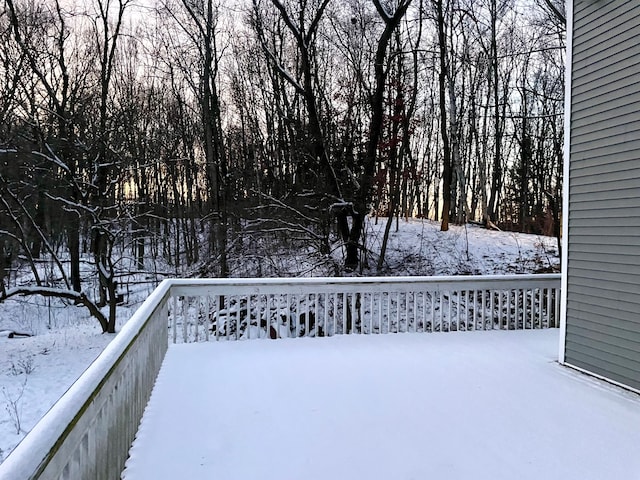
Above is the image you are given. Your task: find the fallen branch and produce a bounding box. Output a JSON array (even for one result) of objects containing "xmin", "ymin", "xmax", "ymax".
[
  {"xmin": 8, "ymin": 331, "xmax": 32, "ymax": 338},
  {"xmin": 1, "ymin": 287, "xmax": 108, "ymax": 333},
  {"xmin": 468, "ymin": 220, "xmax": 502, "ymax": 231}
]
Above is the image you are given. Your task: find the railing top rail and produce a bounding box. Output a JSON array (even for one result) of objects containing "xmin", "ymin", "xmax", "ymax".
[
  {"xmin": 167, "ymin": 274, "xmax": 561, "ymax": 296},
  {"xmin": 167, "ymin": 273, "xmax": 560, "ymax": 287},
  {"xmin": 0, "ymin": 280, "xmax": 173, "ymax": 479},
  {"xmin": 168, "ymin": 273, "xmax": 561, "ymax": 286}
]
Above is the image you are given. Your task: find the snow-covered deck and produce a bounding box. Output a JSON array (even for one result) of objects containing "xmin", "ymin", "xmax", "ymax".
[{"xmin": 122, "ymin": 329, "xmax": 640, "ymax": 480}]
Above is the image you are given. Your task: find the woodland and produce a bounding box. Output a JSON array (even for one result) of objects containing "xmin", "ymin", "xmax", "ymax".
[{"xmin": 0, "ymin": 0, "xmax": 565, "ymax": 332}]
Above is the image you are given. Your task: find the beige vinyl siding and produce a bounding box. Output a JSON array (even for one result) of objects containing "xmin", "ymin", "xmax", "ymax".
[{"xmin": 566, "ymin": 0, "xmax": 640, "ymax": 391}]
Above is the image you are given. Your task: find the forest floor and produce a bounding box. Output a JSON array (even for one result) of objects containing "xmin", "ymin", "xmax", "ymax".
[{"xmin": 0, "ymin": 218, "xmax": 560, "ymax": 463}]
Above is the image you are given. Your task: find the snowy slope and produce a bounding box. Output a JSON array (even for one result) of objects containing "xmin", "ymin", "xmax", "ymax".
[{"xmin": 365, "ymin": 218, "xmax": 558, "ymax": 275}]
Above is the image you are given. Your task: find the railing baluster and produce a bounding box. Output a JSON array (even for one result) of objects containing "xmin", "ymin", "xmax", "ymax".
[
  {"xmin": 458, "ymin": 291, "xmax": 463, "ymax": 331},
  {"xmin": 194, "ymin": 297, "xmax": 200, "ymax": 343},
  {"xmin": 352, "ymin": 293, "xmax": 358, "ymax": 334},
  {"xmin": 531, "ymin": 288, "xmax": 536, "ymax": 329},
  {"xmin": 325, "ymin": 292, "xmax": 330, "ymax": 335},
  {"xmin": 524, "ymin": 289, "xmax": 529, "ymax": 329},
  {"xmin": 215, "ymin": 295, "xmax": 220, "ymax": 341},
  {"xmin": 473, "ymin": 289, "xmax": 478, "ymax": 330},
  {"xmin": 182, "ymin": 297, "xmax": 187, "ymax": 343},
  {"xmin": 480, "ymin": 290, "xmax": 484, "ymax": 331},
  {"xmin": 545, "ymin": 288, "xmax": 550, "ymax": 328},
  {"xmin": 224, "ymin": 296, "xmax": 229, "ymax": 341},
  {"xmin": 523, "ymin": 289, "xmax": 527, "ymax": 329},
  {"xmin": 394, "ymin": 291, "xmax": 400, "ymax": 333},
  {"xmin": 504, "ymin": 289, "xmax": 513, "ymax": 330},
  {"xmin": 246, "ymin": 295, "xmax": 251, "ymax": 340},
  {"xmin": 458, "ymin": 291, "xmax": 462, "ymax": 332},
  {"xmin": 490, "ymin": 290, "xmax": 495, "ymax": 330},
  {"xmin": 438, "ymin": 291, "xmax": 441, "ymax": 331},
  {"xmin": 303, "ymin": 294, "xmax": 307, "ymax": 336},
  {"xmin": 420, "ymin": 291, "xmax": 426, "ymax": 333},
  {"xmin": 516, "ymin": 290, "xmax": 521, "ymax": 330},
  {"xmin": 323, "ymin": 293, "xmax": 328, "ymax": 336},
  {"xmin": 340, "ymin": 292, "xmax": 345, "ymax": 334},
  {"xmin": 296, "ymin": 294, "xmax": 301, "ymax": 337},
  {"xmin": 481, "ymin": 289, "xmax": 486, "ymax": 330},
  {"xmin": 227, "ymin": 295, "xmax": 235, "ymax": 340},
  {"xmin": 431, "ymin": 292, "xmax": 437, "ymax": 332},
  {"xmin": 377, "ymin": 292, "xmax": 382, "ymax": 334},
  {"xmin": 510, "ymin": 290, "xmax": 515, "ymax": 330},
  {"xmin": 509, "ymin": 290, "xmax": 514, "ymax": 329},
  {"xmin": 535, "ymin": 288, "xmax": 541, "ymax": 328},
  {"xmin": 384, "ymin": 292, "xmax": 389, "ymax": 334},
  {"xmin": 314, "ymin": 293, "xmax": 319, "ymax": 336},
  {"xmin": 529, "ymin": 289, "xmax": 533, "ymax": 328},
  {"xmin": 436, "ymin": 290, "xmax": 444, "ymax": 332},
  {"xmin": 553, "ymin": 288, "xmax": 560, "ymax": 327},
  {"xmin": 404, "ymin": 291, "xmax": 410, "ymax": 333},
  {"xmin": 205, "ymin": 296, "xmax": 210, "ymax": 342},
  {"xmin": 368, "ymin": 292, "xmax": 373, "ymax": 334},
  {"xmin": 172, "ymin": 296, "xmax": 178, "ymax": 344},
  {"xmin": 446, "ymin": 291, "xmax": 452, "ymax": 332},
  {"xmin": 257, "ymin": 295, "xmax": 262, "ymax": 339},
  {"xmin": 411, "ymin": 291, "xmax": 416, "ymax": 333},
  {"xmin": 463, "ymin": 291, "xmax": 467, "ymax": 331},
  {"xmin": 520, "ymin": 288, "xmax": 527, "ymax": 330},
  {"xmin": 332, "ymin": 292, "xmax": 337, "ymax": 335},
  {"xmin": 283, "ymin": 294, "xmax": 288, "ymax": 338},
  {"xmin": 533, "ymin": 289, "xmax": 538, "ymax": 328},
  {"xmin": 452, "ymin": 291, "xmax": 457, "ymax": 331},
  {"xmin": 356, "ymin": 292, "xmax": 360, "ymax": 334},
  {"xmin": 266, "ymin": 294, "xmax": 272, "ymax": 339}
]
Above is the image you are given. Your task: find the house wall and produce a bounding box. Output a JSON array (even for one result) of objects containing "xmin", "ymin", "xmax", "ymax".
[{"xmin": 565, "ymin": 0, "xmax": 640, "ymax": 391}]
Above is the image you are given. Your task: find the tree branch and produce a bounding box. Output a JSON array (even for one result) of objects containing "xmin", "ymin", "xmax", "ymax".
[
  {"xmin": 270, "ymin": 0, "xmax": 303, "ymax": 44},
  {"xmin": 252, "ymin": 0, "xmax": 306, "ymax": 95},
  {"xmin": 305, "ymin": 0, "xmax": 331, "ymax": 45},
  {"xmin": 543, "ymin": 0, "xmax": 566, "ymax": 26},
  {"xmin": 1, "ymin": 287, "xmax": 108, "ymax": 332}
]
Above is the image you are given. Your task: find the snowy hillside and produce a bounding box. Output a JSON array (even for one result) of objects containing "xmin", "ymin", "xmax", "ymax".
[
  {"xmin": 0, "ymin": 218, "xmax": 559, "ymax": 463},
  {"xmin": 364, "ymin": 219, "xmax": 558, "ymax": 275}
]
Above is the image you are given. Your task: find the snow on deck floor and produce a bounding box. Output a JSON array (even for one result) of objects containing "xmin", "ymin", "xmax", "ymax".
[{"xmin": 122, "ymin": 330, "xmax": 640, "ymax": 480}]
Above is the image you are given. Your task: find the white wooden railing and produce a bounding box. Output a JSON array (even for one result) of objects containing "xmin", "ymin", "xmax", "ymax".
[
  {"xmin": 0, "ymin": 274, "xmax": 560, "ymax": 479},
  {"xmin": 168, "ymin": 274, "xmax": 561, "ymax": 343}
]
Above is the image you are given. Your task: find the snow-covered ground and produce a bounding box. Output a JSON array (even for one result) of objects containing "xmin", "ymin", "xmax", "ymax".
[
  {"xmin": 122, "ymin": 329, "xmax": 640, "ymax": 480},
  {"xmin": 365, "ymin": 218, "xmax": 558, "ymax": 275},
  {"xmin": 0, "ymin": 326, "xmax": 113, "ymax": 461},
  {"xmin": 0, "ymin": 289, "xmax": 151, "ymax": 461},
  {"xmin": 0, "ymin": 219, "xmax": 560, "ymax": 463}
]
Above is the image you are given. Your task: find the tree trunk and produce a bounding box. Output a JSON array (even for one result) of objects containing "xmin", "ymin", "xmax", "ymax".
[
  {"xmin": 435, "ymin": 0, "xmax": 452, "ymax": 231},
  {"xmin": 349, "ymin": 0, "xmax": 413, "ymax": 270}
]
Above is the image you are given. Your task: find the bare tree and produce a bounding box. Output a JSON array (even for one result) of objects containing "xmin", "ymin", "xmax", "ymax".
[
  {"xmin": 5, "ymin": 0, "xmax": 91, "ymax": 292},
  {"xmin": 87, "ymin": 0, "xmax": 131, "ymax": 331},
  {"xmin": 161, "ymin": 0, "xmax": 230, "ymax": 276},
  {"xmin": 343, "ymin": 0, "xmax": 413, "ymax": 269}
]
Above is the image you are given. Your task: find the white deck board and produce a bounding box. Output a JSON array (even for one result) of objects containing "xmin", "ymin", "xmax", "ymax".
[{"xmin": 122, "ymin": 330, "xmax": 640, "ymax": 480}]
